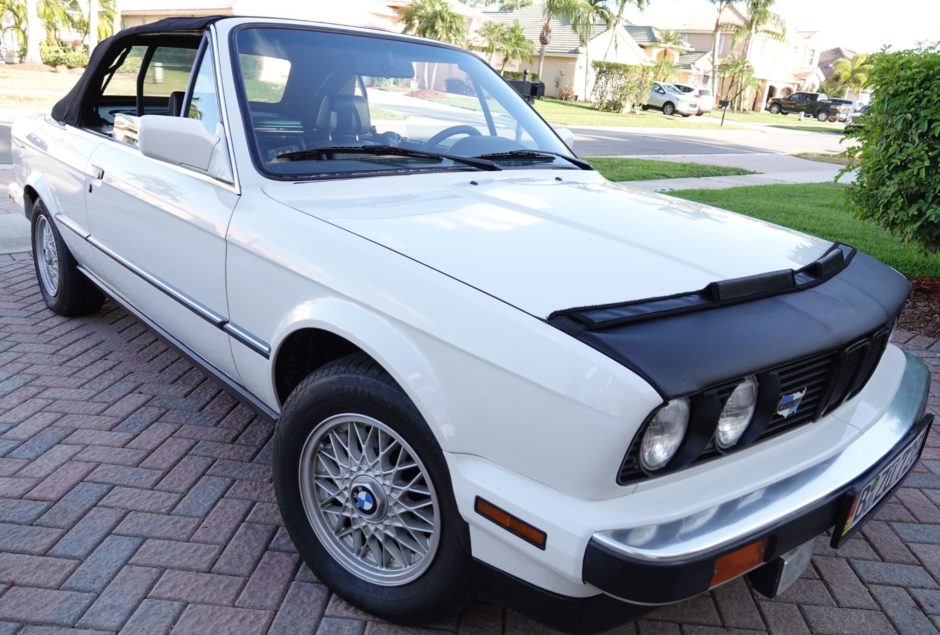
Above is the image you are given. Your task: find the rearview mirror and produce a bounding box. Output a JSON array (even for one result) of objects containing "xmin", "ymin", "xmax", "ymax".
[
  {"xmin": 555, "ymin": 126, "xmax": 575, "ymax": 151},
  {"xmin": 138, "ymin": 115, "xmax": 221, "ymax": 173}
]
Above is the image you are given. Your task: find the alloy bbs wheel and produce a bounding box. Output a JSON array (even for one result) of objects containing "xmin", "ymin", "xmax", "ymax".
[
  {"xmin": 298, "ymin": 413, "xmax": 441, "ymax": 586},
  {"xmin": 35, "ymin": 216, "xmax": 60, "ymax": 296}
]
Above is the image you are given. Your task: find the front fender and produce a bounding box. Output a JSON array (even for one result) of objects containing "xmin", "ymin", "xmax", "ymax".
[{"xmin": 269, "ymin": 297, "xmax": 455, "ymax": 449}]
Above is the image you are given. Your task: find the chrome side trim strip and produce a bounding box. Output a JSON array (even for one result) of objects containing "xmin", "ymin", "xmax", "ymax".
[
  {"xmin": 223, "ymin": 322, "xmax": 271, "ymax": 358},
  {"xmin": 78, "ymin": 264, "xmax": 278, "ymax": 420},
  {"xmin": 53, "ymin": 213, "xmax": 91, "ymax": 239},
  {"xmin": 86, "ymin": 235, "xmax": 227, "ymax": 326},
  {"xmin": 66, "ymin": 228, "xmax": 271, "ymax": 359},
  {"xmin": 591, "ymin": 352, "xmax": 930, "ymax": 563}
]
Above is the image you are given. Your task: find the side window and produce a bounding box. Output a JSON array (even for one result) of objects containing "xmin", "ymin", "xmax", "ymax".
[
  {"xmin": 143, "ymin": 46, "xmax": 198, "ymax": 98},
  {"xmin": 186, "ymin": 47, "xmax": 221, "ymax": 135},
  {"xmin": 102, "ymin": 45, "xmax": 148, "ymax": 97}
]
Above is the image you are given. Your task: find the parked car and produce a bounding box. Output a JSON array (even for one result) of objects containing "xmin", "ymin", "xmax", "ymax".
[
  {"xmin": 672, "ymin": 82, "xmax": 714, "ymax": 115},
  {"xmin": 9, "ymin": 17, "xmax": 933, "ymax": 634},
  {"xmin": 845, "ymin": 103, "xmax": 871, "ymax": 132},
  {"xmin": 767, "ymin": 92, "xmax": 850, "ymax": 122},
  {"xmin": 827, "ymin": 98, "xmax": 861, "ymax": 121},
  {"xmin": 644, "ymin": 81, "xmax": 698, "ymax": 116}
]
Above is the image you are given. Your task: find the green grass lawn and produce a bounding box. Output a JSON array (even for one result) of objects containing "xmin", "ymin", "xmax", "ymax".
[
  {"xmin": 793, "ymin": 152, "xmax": 857, "ymax": 166},
  {"xmin": 585, "ymin": 156, "xmax": 755, "ymax": 181},
  {"xmin": 534, "ymin": 98, "xmax": 731, "ymax": 128},
  {"xmin": 767, "ymin": 124, "xmax": 845, "ymax": 135},
  {"xmin": 669, "ymin": 183, "xmax": 940, "ymax": 278}
]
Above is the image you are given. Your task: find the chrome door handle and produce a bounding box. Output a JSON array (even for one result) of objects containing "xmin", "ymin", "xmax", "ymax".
[{"xmin": 90, "ymin": 165, "xmax": 105, "ymax": 181}]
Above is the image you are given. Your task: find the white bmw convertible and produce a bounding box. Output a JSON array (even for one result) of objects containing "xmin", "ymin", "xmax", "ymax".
[{"xmin": 8, "ymin": 16, "xmax": 932, "ymax": 633}]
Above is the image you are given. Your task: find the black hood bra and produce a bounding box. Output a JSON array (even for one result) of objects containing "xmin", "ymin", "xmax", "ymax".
[
  {"xmin": 549, "ymin": 244, "xmax": 911, "ymax": 399},
  {"xmin": 50, "ymin": 16, "xmax": 223, "ymax": 127}
]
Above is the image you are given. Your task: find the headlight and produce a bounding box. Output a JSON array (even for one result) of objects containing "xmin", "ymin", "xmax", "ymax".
[
  {"xmin": 716, "ymin": 375, "xmax": 758, "ymax": 449},
  {"xmin": 639, "ymin": 398, "xmax": 689, "ymax": 471}
]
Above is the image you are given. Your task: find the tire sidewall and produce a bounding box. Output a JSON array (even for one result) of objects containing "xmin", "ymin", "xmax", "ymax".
[
  {"xmin": 769, "ymin": 103, "xmax": 781, "ymax": 114},
  {"xmin": 31, "ymin": 202, "xmax": 68, "ymax": 311},
  {"xmin": 663, "ymin": 102, "xmax": 675, "ymax": 116},
  {"xmin": 273, "ymin": 371, "xmax": 469, "ymax": 622}
]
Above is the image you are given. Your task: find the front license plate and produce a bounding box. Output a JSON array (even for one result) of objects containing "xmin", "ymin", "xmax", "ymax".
[{"xmin": 833, "ymin": 422, "xmax": 929, "ymax": 546}]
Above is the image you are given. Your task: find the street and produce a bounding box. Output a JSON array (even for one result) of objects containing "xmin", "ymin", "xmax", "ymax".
[{"xmin": 1, "ymin": 118, "xmax": 845, "ymax": 165}]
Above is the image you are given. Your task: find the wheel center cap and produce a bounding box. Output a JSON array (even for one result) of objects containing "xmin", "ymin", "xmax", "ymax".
[{"xmin": 350, "ymin": 476, "xmax": 386, "ymax": 519}]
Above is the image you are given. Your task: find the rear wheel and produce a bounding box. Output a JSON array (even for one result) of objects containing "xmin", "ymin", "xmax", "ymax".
[
  {"xmin": 273, "ymin": 353, "xmax": 471, "ymax": 624},
  {"xmin": 31, "ymin": 200, "xmax": 104, "ymax": 316},
  {"xmin": 816, "ymin": 110, "xmax": 828, "ymax": 122},
  {"xmin": 662, "ymin": 102, "xmax": 675, "ymax": 116},
  {"xmin": 769, "ymin": 103, "xmax": 781, "ymax": 114}
]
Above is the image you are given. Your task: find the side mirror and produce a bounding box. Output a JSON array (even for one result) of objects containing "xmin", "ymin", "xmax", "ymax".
[
  {"xmin": 555, "ymin": 126, "xmax": 575, "ymax": 151},
  {"xmin": 138, "ymin": 115, "xmax": 221, "ymax": 172}
]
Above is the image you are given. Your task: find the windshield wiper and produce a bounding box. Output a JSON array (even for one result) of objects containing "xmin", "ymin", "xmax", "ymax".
[
  {"xmin": 274, "ymin": 145, "xmax": 501, "ymax": 171},
  {"xmin": 475, "ymin": 150, "xmax": 592, "ymax": 170}
]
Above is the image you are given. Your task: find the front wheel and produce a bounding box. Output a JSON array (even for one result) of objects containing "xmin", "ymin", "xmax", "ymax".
[
  {"xmin": 662, "ymin": 102, "xmax": 676, "ymax": 116},
  {"xmin": 31, "ymin": 200, "xmax": 104, "ymax": 316},
  {"xmin": 768, "ymin": 103, "xmax": 781, "ymax": 114},
  {"xmin": 273, "ymin": 353, "xmax": 470, "ymax": 624},
  {"xmin": 817, "ymin": 110, "xmax": 829, "ymax": 122}
]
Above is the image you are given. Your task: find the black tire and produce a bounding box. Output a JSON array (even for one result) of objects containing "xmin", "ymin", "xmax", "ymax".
[
  {"xmin": 816, "ymin": 110, "xmax": 829, "ymax": 122},
  {"xmin": 30, "ymin": 200, "xmax": 104, "ymax": 317},
  {"xmin": 695, "ymin": 111, "xmax": 704, "ymax": 116},
  {"xmin": 273, "ymin": 353, "xmax": 471, "ymax": 625},
  {"xmin": 769, "ymin": 103, "xmax": 781, "ymax": 114},
  {"xmin": 662, "ymin": 102, "xmax": 675, "ymax": 116},
  {"xmin": 640, "ymin": 104, "xmax": 649, "ymax": 111}
]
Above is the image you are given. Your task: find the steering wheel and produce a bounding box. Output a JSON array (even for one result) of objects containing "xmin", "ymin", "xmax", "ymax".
[{"xmin": 423, "ymin": 125, "xmax": 481, "ymax": 150}]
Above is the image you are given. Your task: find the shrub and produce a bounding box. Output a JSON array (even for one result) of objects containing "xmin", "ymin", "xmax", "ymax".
[
  {"xmin": 844, "ymin": 43, "xmax": 940, "ymax": 251},
  {"xmin": 557, "ymin": 86, "xmax": 576, "ymax": 101},
  {"xmin": 444, "ymin": 78, "xmax": 475, "ymax": 95},
  {"xmin": 501, "ymin": 70, "xmax": 538, "ymax": 82},
  {"xmin": 591, "ymin": 61, "xmax": 654, "ymax": 113},
  {"xmin": 40, "ymin": 42, "xmax": 89, "ymax": 68}
]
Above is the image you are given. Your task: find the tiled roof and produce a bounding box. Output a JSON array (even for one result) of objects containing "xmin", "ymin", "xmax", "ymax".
[
  {"xmin": 624, "ymin": 25, "xmax": 659, "ymax": 46},
  {"xmin": 818, "ymin": 46, "xmax": 856, "ymax": 79},
  {"xmin": 676, "ymin": 50, "xmax": 709, "ymax": 69},
  {"xmin": 483, "ymin": 3, "xmax": 608, "ymax": 55}
]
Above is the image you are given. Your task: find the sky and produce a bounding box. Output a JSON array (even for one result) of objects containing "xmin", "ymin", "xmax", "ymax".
[{"xmin": 619, "ymin": 0, "xmax": 939, "ymax": 53}]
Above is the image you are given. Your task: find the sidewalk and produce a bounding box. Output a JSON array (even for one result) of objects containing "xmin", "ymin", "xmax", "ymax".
[{"xmin": 0, "ymin": 166, "xmax": 29, "ymax": 254}]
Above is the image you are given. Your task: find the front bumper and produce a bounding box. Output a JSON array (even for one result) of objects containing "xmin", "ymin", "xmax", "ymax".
[{"xmin": 584, "ymin": 351, "xmax": 932, "ymax": 604}]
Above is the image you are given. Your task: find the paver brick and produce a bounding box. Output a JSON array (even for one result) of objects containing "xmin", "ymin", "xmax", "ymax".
[
  {"xmin": 172, "ymin": 604, "xmax": 271, "ymax": 634},
  {"xmin": 36, "ymin": 483, "xmax": 110, "ymax": 529},
  {"xmin": 114, "ymin": 511, "xmax": 199, "ymax": 540},
  {"xmin": 190, "ymin": 497, "xmax": 252, "ymax": 544},
  {"xmin": 130, "ymin": 539, "xmax": 221, "ymax": 571},
  {"xmin": 97, "ymin": 486, "xmax": 180, "ymax": 513},
  {"xmin": 212, "ymin": 522, "xmax": 275, "ymax": 576},
  {"xmin": 48, "ymin": 507, "xmax": 125, "ymax": 559},
  {"xmin": 61, "ymin": 535, "xmax": 142, "ymax": 593},
  {"xmin": 171, "ymin": 475, "xmax": 231, "ymax": 517},
  {"xmin": 851, "ymin": 559, "xmax": 939, "ymax": 589},
  {"xmin": 150, "ymin": 570, "xmax": 244, "ymax": 606},
  {"xmin": 77, "ymin": 565, "xmax": 161, "ymax": 631},
  {"xmin": 269, "ymin": 582, "xmax": 330, "ymax": 635},
  {"xmin": 869, "ymin": 584, "xmax": 939, "ymax": 635},
  {"xmin": 0, "ymin": 588, "xmax": 95, "ymax": 627},
  {"xmin": 236, "ymin": 551, "xmax": 299, "ymax": 609},
  {"xmin": 0, "ymin": 554, "xmax": 79, "ymax": 587},
  {"xmin": 801, "ymin": 605, "xmax": 897, "ymax": 634},
  {"xmin": 25, "ymin": 462, "xmax": 96, "ymax": 502},
  {"xmin": 119, "ymin": 599, "xmax": 184, "ymax": 635},
  {"xmin": 0, "ymin": 498, "xmax": 49, "ymax": 524},
  {"xmin": 814, "ymin": 556, "xmax": 878, "ymax": 609},
  {"xmin": 0, "ymin": 522, "xmax": 64, "ymax": 554}
]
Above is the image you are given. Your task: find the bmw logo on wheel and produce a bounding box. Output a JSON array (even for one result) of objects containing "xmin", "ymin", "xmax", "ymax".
[{"xmin": 353, "ymin": 485, "xmax": 376, "ymax": 515}]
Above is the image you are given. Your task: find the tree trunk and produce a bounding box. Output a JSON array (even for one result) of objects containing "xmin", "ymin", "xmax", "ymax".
[
  {"xmin": 710, "ymin": 12, "xmax": 722, "ymax": 95},
  {"xmin": 583, "ymin": 45, "xmax": 590, "ymax": 103},
  {"xmin": 88, "ymin": 0, "xmax": 99, "ymax": 53},
  {"xmin": 113, "ymin": 0, "xmax": 123, "ymax": 36},
  {"xmin": 24, "ymin": 0, "xmax": 42, "ymax": 64},
  {"xmin": 537, "ymin": 43, "xmax": 547, "ymax": 79},
  {"xmin": 537, "ymin": 19, "xmax": 551, "ymax": 79}
]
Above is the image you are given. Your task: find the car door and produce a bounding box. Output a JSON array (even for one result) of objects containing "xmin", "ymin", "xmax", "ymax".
[
  {"xmin": 83, "ymin": 37, "xmax": 241, "ymax": 379},
  {"xmin": 648, "ymin": 83, "xmax": 666, "ymax": 108}
]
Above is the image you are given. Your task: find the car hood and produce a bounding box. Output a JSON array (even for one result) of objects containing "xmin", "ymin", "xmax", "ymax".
[{"xmin": 263, "ymin": 170, "xmax": 832, "ymax": 318}]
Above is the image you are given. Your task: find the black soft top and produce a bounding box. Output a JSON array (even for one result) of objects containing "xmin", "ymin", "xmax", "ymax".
[{"xmin": 51, "ymin": 16, "xmax": 223, "ymax": 126}]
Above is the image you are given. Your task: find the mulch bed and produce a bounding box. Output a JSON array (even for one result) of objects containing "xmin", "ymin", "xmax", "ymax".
[{"xmin": 899, "ymin": 278, "xmax": 940, "ymax": 338}]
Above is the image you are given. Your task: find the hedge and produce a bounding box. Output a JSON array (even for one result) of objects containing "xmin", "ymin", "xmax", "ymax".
[
  {"xmin": 40, "ymin": 43, "xmax": 89, "ymax": 69},
  {"xmin": 591, "ymin": 61, "xmax": 654, "ymax": 113},
  {"xmin": 844, "ymin": 43, "xmax": 940, "ymax": 251}
]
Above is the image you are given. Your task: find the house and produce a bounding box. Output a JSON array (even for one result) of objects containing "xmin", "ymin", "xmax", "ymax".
[
  {"xmin": 118, "ymin": 0, "xmax": 402, "ymax": 31},
  {"xmin": 624, "ymin": 25, "xmax": 711, "ymax": 87},
  {"xmin": 483, "ymin": 3, "xmax": 648, "ymax": 100},
  {"xmin": 633, "ymin": 3, "xmax": 824, "ymax": 111}
]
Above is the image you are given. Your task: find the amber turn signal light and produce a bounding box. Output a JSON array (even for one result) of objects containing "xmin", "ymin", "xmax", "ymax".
[
  {"xmin": 710, "ymin": 537, "xmax": 768, "ymax": 587},
  {"xmin": 474, "ymin": 497, "xmax": 547, "ymax": 550}
]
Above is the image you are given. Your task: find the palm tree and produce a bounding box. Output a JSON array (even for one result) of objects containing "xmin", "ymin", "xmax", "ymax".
[
  {"xmin": 474, "ymin": 19, "xmax": 506, "ymax": 65},
  {"xmin": 717, "ymin": 54, "xmax": 758, "ymax": 109},
  {"xmin": 0, "ymin": 0, "xmax": 28, "ymax": 59},
  {"xmin": 400, "ymin": 0, "xmax": 468, "ymax": 89},
  {"xmin": 37, "ymin": 0, "xmax": 79, "ymax": 45},
  {"xmin": 536, "ymin": 0, "xmax": 579, "ymax": 79},
  {"xmin": 832, "ymin": 53, "xmax": 872, "ymax": 100},
  {"xmin": 707, "ymin": 0, "xmax": 735, "ymax": 96},
  {"xmin": 571, "ymin": 0, "xmax": 611, "ymax": 100},
  {"xmin": 603, "ymin": 0, "xmax": 649, "ymax": 59},
  {"xmin": 650, "ymin": 30, "xmax": 684, "ymax": 82},
  {"xmin": 734, "ymin": 0, "xmax": 785, "ymax": 60},
  {"xmin": 498, "ymin": 21, "xmax": 533, "ymax": 72},
  {"xmin": 400, "ymin": 0, "xmax": 467, "ymax": 44}
]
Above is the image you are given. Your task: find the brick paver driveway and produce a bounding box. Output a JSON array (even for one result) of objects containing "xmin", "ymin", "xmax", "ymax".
[{"xmin": 0, "ymin": 250, "xmax": 938, "ymax": 635}]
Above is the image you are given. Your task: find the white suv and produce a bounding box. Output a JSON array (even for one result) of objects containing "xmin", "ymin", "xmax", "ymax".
[
  {"xmin": 673, "ymin": 82, "xmax": 714, "ymax": 114},
  {"xmin": 644, "ymin": 81, "xmax": 699, "ymax": 116}
]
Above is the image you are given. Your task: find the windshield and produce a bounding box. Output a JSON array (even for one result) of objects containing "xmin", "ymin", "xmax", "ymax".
[{"xmin": 233, "ymin": 27, "xmax": 576, "ymax": 179}]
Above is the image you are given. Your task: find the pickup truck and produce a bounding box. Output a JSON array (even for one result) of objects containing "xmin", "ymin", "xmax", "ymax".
[
  {"xmin": 767, "ymin": 91, "xmax": 850, "ymax": 122},
  {"xmin": 8, "ymin": 16, "xmax": 932, "ymax": 634}
]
